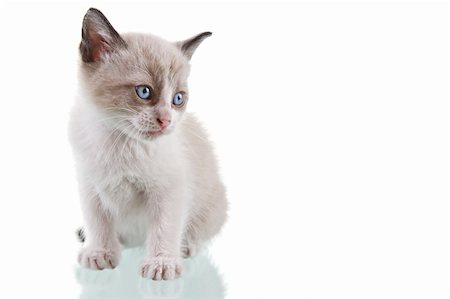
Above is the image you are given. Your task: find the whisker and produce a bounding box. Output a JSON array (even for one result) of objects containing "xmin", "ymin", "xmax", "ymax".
[
  {"xmin": 76, "ymin": 114, "xmax": 130, "ymax": 136},
  {"xmin": 97, "ymin": 121, "xmax": 133, "ymax": 163},
  {"xmin": 106, "ymin": 122, "xmax": 135, "ymax": 161}
]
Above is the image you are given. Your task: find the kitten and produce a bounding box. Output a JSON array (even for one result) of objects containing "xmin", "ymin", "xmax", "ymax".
[{"xmin": 69, "ymin": 8, "xmax": 227, "ymax": 280}]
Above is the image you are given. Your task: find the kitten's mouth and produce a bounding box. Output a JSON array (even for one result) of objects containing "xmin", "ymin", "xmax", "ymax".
[
  {"xmin": 129, "ymin": 122, "xmax": 170, "ymax": 140},
  {"xmin": 143, "ymin": 130, "xmax": 163, "ymax": 138},
  {"xmin": 139, "ymin": 128, "xmax": 171, "ymax": 139}
]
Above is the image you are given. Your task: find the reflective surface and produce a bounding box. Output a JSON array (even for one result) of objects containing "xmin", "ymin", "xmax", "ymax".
[{"xmin": 76, "ymin": 249, "xmax": 224, "ymax": 299}]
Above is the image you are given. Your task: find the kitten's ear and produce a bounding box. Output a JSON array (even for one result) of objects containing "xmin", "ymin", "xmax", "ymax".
[
  {"xmin": 79, "ymin": 8, "xmax": 127, "ymax": 63},
  {"xmin": 177, "ymin": 32, "xmax": 212, "ymax": 60}
]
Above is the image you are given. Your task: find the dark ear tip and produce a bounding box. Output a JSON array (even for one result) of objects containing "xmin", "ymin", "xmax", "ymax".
[
  {"xmin": 85, "ymin": 7, "xmax": 104, "ymax": 19},
  {"xmin": 87, "ymin": 7, "xmax": 102, "ymax": 14},
  {"xmin": 203, "ymin": 31, "xmax": 213, "ymax": 37}
]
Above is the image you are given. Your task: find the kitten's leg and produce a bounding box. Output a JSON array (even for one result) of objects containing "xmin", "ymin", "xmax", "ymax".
[
  {"xmin": 181, "ymin": 186, "xmax": 228, "ymax": 258},
  {"xmin": 181, "ymin": 226, "xmax": 203, "ymax": 258},
  {"xmin": 141, "ymin": 190, "xmax": 186, "ymax": 280},
  {"xmin": 78, "ymin": 189, "xmax": 121, "ymax": 270}
]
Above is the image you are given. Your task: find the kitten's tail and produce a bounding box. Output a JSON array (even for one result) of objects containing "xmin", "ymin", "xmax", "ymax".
[{"xmin": 76, "ymin": 227, "xmax": 86, "ymax": 243}]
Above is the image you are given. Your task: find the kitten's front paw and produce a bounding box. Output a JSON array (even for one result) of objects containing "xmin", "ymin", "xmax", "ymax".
[
  {"xmin": 140, "ymin": 256, "xmax": 182, "ymax": 280},
  {"xmin": 78, "ymin": 246, "xmax": 120, "ymax": 270}
]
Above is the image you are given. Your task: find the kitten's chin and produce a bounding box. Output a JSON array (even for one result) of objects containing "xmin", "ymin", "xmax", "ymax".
[
  {"xmin": 131, "ymin": 128, "xmax": 173, "ymax": 142},
  {"xmin": 143, "ymin": 130, "xmax": 164, "ymax": 139}
]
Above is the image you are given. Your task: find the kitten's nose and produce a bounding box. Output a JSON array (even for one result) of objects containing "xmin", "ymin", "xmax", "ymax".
[{"xmin": 156, "ymin": 117, "xmax": 171, "ymax": 129}]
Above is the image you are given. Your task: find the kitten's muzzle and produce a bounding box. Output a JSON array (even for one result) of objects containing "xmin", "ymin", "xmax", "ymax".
[{"xmin": 156, "ymin": 117, "xmax": 171, "ymax": 130}]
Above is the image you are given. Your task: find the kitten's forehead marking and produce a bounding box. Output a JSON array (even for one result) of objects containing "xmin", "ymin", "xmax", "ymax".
[
  {"xmin": 138, "ymin": 55, "xmax": 186, "ymax": 106},
  {"xmin": 126, "ymin": 35, "xmax": 186, "ymax": 83},
  {"xmin": 82, "ymin": 32, "xmax": 190, "ymax": 111}
]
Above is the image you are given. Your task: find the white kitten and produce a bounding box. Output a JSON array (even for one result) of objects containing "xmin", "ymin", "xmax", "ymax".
[{"xmin": 69, "ymin": 8, "xmax": 227, "ymax": 280}]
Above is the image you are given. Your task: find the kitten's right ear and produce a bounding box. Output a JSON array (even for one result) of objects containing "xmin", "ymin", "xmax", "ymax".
[
  {"xmin": 177, "ymin": 32, "xmax": 212, "ymax": 60},
  {"xmin": 79, "ymin": 8, "xmax": 127, "ymax": 63}
]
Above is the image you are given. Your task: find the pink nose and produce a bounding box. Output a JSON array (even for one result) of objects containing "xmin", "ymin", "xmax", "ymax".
[{"xmin": 157, "ymin": 117, "xmax": 171, "ymax": 129}]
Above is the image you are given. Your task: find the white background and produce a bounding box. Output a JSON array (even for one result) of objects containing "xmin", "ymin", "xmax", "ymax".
[{"xmin": 0, "ymin": 1, "xmax": 448, "ymax": 298}]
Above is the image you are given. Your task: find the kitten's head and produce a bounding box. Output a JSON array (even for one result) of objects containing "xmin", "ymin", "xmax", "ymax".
[{"xmin": 79, "ymin": 8, "xmax": 211, "ymax": 140}]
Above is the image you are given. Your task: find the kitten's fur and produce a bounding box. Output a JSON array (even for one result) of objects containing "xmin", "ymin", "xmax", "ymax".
[{"xmin": 69, "ymin": 8, "xmax": 227, "ymax": 280}]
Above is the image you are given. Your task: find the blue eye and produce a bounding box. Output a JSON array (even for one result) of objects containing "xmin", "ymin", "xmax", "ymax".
[
  {"xmin": 135, "ymin": 85, "xmax": 152, "ymax": 100},
  {"xmin": 172, "ymin": 92, "xmax": 184, "ymax": 106}
]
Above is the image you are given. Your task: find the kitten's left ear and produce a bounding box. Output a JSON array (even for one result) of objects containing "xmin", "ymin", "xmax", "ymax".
[
  {"xmin": 79, "ymin": 8, "xmax": 127, "ymax": 63},
  {"xmin": 176, "ymin": 32, "xmax": 212, "ymax": 60}
]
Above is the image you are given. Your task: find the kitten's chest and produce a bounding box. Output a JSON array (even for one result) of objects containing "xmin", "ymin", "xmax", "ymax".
[
  {"xmin": 123, "ymin": 175, "xmax": 147, "ymax": 191},
  {"xmin": 96, "ymin": 137, "xmax": 171, "ymax": 186},
  {"xmin": 101, "ymin": 161, "xmax": 161, "ymax": 204},
  {"xmin": 108, "ymin": 174, "xmax": 148, "ymax": 195},
  {"xmin": 101, "ymin": 174, "xmax": 148, "ymax": 209},
  {"xmin": 96, "ymin": 141, "xmax": 180, "ymax": 207}
]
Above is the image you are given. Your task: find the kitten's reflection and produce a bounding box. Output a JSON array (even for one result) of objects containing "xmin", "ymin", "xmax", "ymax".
[{"xmin": 76, "ymin": 248, "xmax": 225, "ymax": 299}]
